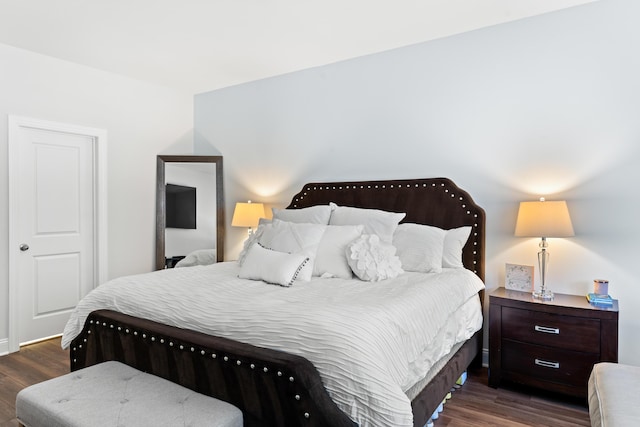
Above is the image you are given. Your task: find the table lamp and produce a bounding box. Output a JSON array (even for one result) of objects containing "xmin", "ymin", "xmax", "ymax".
[
  {"xmin": 231, "ymin": 201, "xmax": 265, "ymax": 235},
  {"xmin": 514, "ymin": 198, "xmax": 574, "ymax": 300}
]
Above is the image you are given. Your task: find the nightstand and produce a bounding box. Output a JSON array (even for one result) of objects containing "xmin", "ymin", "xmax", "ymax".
[{"xmin": 489, "ymin": 287, "xmax": 618, "ymax": 398}]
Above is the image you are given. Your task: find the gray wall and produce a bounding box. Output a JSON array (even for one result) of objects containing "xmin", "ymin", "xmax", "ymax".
[{"xmin": 195, "ymin": 0, "xmax": 640, "ymax": 363}]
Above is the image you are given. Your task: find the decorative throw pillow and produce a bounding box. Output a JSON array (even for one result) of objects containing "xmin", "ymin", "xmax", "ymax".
[
  {"xmin": 272, "ymin": 205, "xmax": 332, "ymax": 225},
  {"xmin": 237, "ymin": 218, "xmax": 272, "ymax": 266},
  {"xmin": 258, "ymin": 219, "xmax": 326, "ymax": 281},
  {"xmin": 392, "ymin": 223, "xmax": 445, "ymax": 273},
  {"xmin": 329, "ymin": 203, "xmax": 406, "ymax": 244},
  {"xmin": 345, "ymin": 234, "xmax": 404, "ymax": 282},
  {"xmin": 313, "ymin": 225, "xmax": 364, "ymax": 279},
  {"xmin": 238, "ymin": 243, "xmax": 309, "ymax": 287},
  {"xmin": 175, "ymin": 249, "xmax": 217, "ymax": 268},
  {"xmin": 442, "ymin": 226, "xmax": 472, "ymax": 269}
]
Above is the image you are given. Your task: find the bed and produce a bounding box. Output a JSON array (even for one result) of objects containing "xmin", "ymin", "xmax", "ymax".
[{"xmin": 65, "ymin": 177, "xmax": 486, "ymax": 427}]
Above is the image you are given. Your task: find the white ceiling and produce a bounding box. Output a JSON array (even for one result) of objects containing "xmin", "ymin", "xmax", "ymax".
[{"xmin": 0, "ymin": 0, "xmax": 595, "ymax": 95}]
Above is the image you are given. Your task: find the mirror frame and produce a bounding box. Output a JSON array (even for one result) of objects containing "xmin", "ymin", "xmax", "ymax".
[{"xmin": 156, "ymin": 155, "xmax": 224, "ymax": 270}]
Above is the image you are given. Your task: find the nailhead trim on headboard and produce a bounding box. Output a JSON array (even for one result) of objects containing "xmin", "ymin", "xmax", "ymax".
[{"xmin": 286, "ymin": 178, "xmax": 485, "ymax": 282}]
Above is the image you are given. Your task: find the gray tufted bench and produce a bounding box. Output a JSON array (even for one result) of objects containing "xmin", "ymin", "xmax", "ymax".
[
  {"xmin": 16, "ymin": 361, "xmax": 243, "ymax": 427},
  {"xmin": 588, "ymin": 362, "xmax": 640, "ymax": 427}
]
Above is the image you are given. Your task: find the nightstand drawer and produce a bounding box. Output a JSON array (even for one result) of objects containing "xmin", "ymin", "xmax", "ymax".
[
  {"xmin": 489, "ymin": 288, "xmax": 619, "ymax": 398},
  {"xmin": 502, "ymin": 340, "xmax": 599, "ymax": 387},
  {"xmin": 502, "ymin": 306, "xmax": 600, "ymax": 353}
]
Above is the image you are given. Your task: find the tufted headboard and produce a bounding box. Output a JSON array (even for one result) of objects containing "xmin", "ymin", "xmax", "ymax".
[{"xmin": 286, "ymin": 177, "xmax": 486, "ymax": 282}]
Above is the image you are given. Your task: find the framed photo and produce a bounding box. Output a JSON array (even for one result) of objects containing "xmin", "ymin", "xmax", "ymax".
[{"xmin": 505, "ymin": 263, "xmax": 534, "ymax": 292}]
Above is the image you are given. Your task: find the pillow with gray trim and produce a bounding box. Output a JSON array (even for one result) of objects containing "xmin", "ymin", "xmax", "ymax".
[
  {"xmin": 238, "ymin": 243, "xmax": 309, "ymax": 287},
  {"xmin": 258, "ymin": 219, "xmax": 326, "ymax": 281}
]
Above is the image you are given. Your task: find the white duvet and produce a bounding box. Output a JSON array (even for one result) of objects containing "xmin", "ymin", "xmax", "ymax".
[{"xmin": 62, "ymin": 262, "xmax": 484, "ymax": 427}]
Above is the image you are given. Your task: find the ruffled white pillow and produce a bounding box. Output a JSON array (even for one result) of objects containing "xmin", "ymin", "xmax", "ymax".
[
  {"xmin": 272, "ymin": 205, "xmax": 332, "ymax": 224},
  {"xmin": 329, "ymin": 203, "xmax": 405, "ymax": 244},
  {"xmin": 393, "ymin": 223, "xmax": 445, "ymax": 273},
  {"xmin": 258, "ymin": 219, "xmax": 326, "ymax": 281},
  {"xmin": 346, "ymin": 234, "xmax": 403, "ymax": 282},
  {"xmin": 239, "ymin": 243, "xmax": 309, "ymax": 287}
]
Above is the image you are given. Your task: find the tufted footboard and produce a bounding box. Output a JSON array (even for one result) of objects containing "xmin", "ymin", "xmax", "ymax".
[{"xmin": 70, "ymin": 310, "xmax": 356, "ymax": 427}]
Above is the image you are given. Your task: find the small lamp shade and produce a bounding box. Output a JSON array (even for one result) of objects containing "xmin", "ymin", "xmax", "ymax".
[
  {"xmin": 231, "ymin": 201, "xmax": 265, "ymax": 230},
  {"xmin": 514, "ymin": 200, "xmax": 574, "ymax": 238},
  {"xmin": 514, "ymin": 198, "xmax": 574, "ymax": 301}
]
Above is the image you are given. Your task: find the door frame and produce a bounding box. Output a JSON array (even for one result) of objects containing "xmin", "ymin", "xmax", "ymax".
[{"xmin": 7, "ymin": 115, "xmax": 108, "ymax": 353}]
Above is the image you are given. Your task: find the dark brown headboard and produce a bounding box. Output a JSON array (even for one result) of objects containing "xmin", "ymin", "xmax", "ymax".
[{"xmin": 287, "ymin": 177, "xmax": 486, "ymax": 282}]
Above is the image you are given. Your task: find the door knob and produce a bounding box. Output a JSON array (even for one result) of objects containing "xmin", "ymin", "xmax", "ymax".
[{"xmin": 19, "ymin": 243, "xmax": 29, "ymax": 251}]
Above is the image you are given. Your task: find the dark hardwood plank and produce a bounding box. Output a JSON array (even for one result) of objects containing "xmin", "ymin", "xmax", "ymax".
[
  {"xmin": 436, "ymin": 368, "xmax": 590, "ymax": 427},
  {"xmin": 0, "ymin": 339, "xmax": 589, "ymax": 426},
  {"xmin": 0, "ymin": 338, "xmax": 69, "ymax": 427}
]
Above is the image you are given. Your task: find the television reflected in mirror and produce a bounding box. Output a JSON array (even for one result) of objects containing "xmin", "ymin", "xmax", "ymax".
[
  {"xmin": 156, "ymin": 155, "xmax": 224, "ymax": 270},
  {"xmin": 166, "ymin": 183, "xmax": 196, "ymax": 229}
]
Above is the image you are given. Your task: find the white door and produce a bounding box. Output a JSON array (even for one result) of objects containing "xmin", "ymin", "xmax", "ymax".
[{"xmin": 8, "ymin": 117, "xmax": 108, "ymax": 351}]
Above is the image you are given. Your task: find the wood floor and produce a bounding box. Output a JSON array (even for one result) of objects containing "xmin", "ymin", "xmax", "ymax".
[
  {"xmin": 0, "ymin": 338, "xmax": 590, "ymax": 426},
  {"xmin": 0, "ymin": 338, "xmax": 69, "ymax": 427},
  {"xmin": 433, "ymin": 370, "xmax": 590, "ymax": 426}
]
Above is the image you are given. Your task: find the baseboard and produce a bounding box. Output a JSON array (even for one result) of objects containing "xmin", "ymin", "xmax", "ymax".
[{"xmin": 482, "ymin": 348, "xmax": 489, "ymax": 368}]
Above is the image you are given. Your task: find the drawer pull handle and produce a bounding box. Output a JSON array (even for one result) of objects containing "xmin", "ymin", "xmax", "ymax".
[
  {"xmin": 535, "ymin": 358, "xmax": 560, "ymax": 369},
  {"xmin": 534, "ymin": 325, "xmax": 559, "ymax": 334}
]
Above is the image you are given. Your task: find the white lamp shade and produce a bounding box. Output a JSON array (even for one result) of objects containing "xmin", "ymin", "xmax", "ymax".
[
  {"xmin": 514, "ymin": 200, "xmax": 574, "ymax": 238},
  {"xmin": 231, "ymin": 202, "xmax": 265, "ymax": 228}
]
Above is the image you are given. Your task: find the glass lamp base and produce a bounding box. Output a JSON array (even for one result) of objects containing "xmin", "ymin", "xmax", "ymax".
[{"xmin": 532, "ymin": 289, "xmax": 554, "ymax": 301}]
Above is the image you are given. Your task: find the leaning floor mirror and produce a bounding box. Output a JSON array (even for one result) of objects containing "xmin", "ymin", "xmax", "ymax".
[{"xmin": 156, "ymin": 155, "xmax": 224, "ymax": 270}]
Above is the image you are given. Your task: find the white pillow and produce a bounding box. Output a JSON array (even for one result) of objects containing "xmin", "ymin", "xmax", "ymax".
[
  {"xmin": 175, "ymin": 249, "xmax": 217, "ymax": 268},
  {"xmin": 258, "ymin": 219, "xmax": 326, "ymax": 281},
  {"xmin": 443, "ymin": 226, "xmax": 472, "ymax": 269},
  {"xmin": 329, "ymin": 202, "xmax": 405, "ymax": 244},
  {"xmin": 345, "ymin": 234, "xmax": 403, "ymax": 282},
  {"xmin": 313, "ymin": 225, "xmax": 364, "ymax": 279},
  {"xmin": 237, "ymin": 218, "xmax": 272, "ymax": 266},
  {"xmin": 393, "ymin": 223, "xmax": 445, "ymax": 273},
  {"xmin": 238, "ymin": 243, "xmax": 309, "ymax": 287},
  {"xmin": 272, "ymin": 205, "xmax": 332, "ymax": 224}
]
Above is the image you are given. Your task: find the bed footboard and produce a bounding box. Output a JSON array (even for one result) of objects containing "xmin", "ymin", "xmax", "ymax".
[{"xmin": 69, "ymin": 310, "xmax": 356, "ymax": 427}]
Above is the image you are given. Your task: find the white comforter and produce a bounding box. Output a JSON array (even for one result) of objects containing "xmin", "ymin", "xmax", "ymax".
[{"xmin": 62, "ymin": 262, "xmax": 484, "ymax": 427}]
